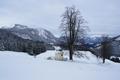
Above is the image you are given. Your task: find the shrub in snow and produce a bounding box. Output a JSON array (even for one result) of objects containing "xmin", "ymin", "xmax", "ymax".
[
  {"xmin": 74, "ymin": 51, "xmax": 89, "ymax": 59},
  {"xmin": 47, "ymin": 57, "xmax": 54, "ymax": 60},
  {"xmin": 110, "ymin": 56, "xmax": 120, "ymax": 63}
]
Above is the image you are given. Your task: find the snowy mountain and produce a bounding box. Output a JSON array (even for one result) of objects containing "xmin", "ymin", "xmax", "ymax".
[
  {"xmin": 83, "ymin": 35, "xmax": 103, "ymax": 47},
  {"xmin": 58, "ymin": 35, "xmax": 103, "ymax": 47},
  {"xmin": 0, "ymin": 29, "xmax": 46, "ymax": 55},
  {"xmin": 2, "ymin": 24, "xmax": 57, "ymax": 43}
]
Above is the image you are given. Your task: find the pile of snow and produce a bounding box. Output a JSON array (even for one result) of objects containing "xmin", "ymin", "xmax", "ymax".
[{"xmin": 0, "ymin": 50, "xmax": 120, "ymax": 80}]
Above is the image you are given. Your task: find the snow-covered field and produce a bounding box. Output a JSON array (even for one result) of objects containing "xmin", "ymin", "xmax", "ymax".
[{"xmin": 0, "ymin": 50, "xmax": 120, "ymax": 80}]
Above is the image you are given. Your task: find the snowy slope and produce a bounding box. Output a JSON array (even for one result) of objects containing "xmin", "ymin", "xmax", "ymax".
[
  {"xmin": 37, "ymin": 27, "xmax": 57, "ymax": 43},
  {"xmin": 0, "ymin": 50, "xmax": 120, "ymax": 80}
]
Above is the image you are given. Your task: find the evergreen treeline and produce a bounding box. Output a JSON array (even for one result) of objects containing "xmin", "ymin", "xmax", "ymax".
[{"xmin": 0, "ymin": 29, "xmax": 46, "ymax": 56}]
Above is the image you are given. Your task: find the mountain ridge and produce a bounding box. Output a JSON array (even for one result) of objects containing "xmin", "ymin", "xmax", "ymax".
[{"xmin": 1, "ymin": 24, "xmax": 57, "ymax": 44}]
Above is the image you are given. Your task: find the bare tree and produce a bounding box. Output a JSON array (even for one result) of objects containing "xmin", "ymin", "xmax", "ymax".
[
  {"xmin": 100, "ymin": 35, "xmax": 120, "ymax": 63},
  {"xmin": 60, "ymin": 6, "xmax": 87, "ymax": 60},
  {"xmin": 100, "ymin": 35, "xmax": 111, "ymax": 63}
]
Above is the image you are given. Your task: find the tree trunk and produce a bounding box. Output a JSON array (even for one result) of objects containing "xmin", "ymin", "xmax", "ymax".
[
  {"xmin": 103, "ymin": 58, "xmax": 105, "ymax": 63},
  {"xmin": 69, "ymin": 45, "xmax": 73, "ymax": 60}
]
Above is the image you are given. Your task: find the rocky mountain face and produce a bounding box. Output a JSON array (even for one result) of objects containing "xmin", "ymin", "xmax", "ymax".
[{"xmin": 3, "ymin": 24, "xmax": 57, "ymax": 44}]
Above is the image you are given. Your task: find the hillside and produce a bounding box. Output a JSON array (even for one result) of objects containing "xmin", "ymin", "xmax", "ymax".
[
  {"xmin": 0, "ymin": 50, "xmax": 120, "ymax": 80},
  {"xmin": 0, "ymin": 29, "xmax": 46, "ymax": 55}
]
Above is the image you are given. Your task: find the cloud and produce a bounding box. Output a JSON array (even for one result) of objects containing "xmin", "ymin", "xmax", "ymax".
[{"xmin": 0, "ymin": 0, "xmax": 120, "ymax": 36}]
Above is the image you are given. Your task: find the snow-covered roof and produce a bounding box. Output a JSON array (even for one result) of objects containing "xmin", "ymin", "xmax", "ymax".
[{"xmin": 54, "ymin": 46, "xmax": 61, "ymax": 51}]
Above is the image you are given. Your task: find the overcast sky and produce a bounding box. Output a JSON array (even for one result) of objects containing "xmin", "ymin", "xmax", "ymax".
[{"xmin": 0, "ymin": 0, "xmax": 120, "ymax": 37}]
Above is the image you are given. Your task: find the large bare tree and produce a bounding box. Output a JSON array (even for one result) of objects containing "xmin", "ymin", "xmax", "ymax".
[{"xmin": 60, "ymin": 6, "xmax": 87, "ymax": 60}]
